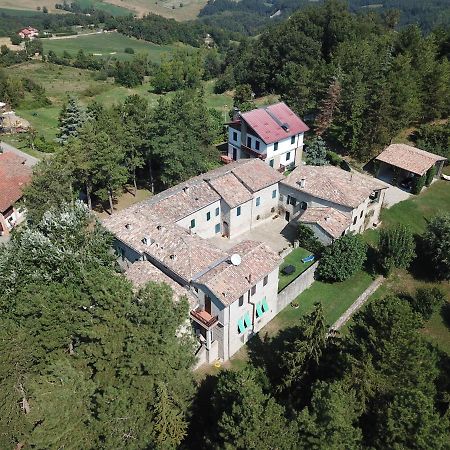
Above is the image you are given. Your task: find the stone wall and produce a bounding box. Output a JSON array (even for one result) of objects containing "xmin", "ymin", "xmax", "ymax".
[{"xmin": 276, "ymin": 261, "xmax": 318, "ymax": 313}]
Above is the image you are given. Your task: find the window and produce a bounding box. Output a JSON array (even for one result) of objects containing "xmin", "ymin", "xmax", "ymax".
[
  {"xmin": 190, "ymin": 219, "xmax": 196, "ymax": 228},
  {"xmin": 360, "ymin": 210, "xmax": 364, "ymax": 218},
  {"xmin": 237, "ymin": 206, "xmax": 241, "ymax": 216},
  {"xmin": 239, "ymin": 295, "xmax": 244, "ymax": 307},
  {"xmin": 287, "ymin": 195, "xmax": 297, "ymax": 207},
  {"xmin": 286, "ymin": 151, "xmax": 291, "ymax": 161},
  {"xmin": 206, "ymin": 211, "xmax": 211, "ymax": 221},
  {"xmin": 263, "ymin": 275, "xmax": 268, "ymax": 286},
  {"xmin": 300, "ymin": 201, "xmax": 307, "ymax": 210},
  {"xmin": 353, "ymin": 216, "xmax": 357, "ymax": 225},
  {"xmin": 291, "ymin": 136, "xmax": 295, "ymax": 145},
  {"xmin": 272, "ymin": 189, "xmax": 277, "ymax": 199},
  {"xmin": 238, "ymin": 311, "xmax": 252, "ymax": 334},
  {"xmin": 215, "ymin": 207, "xmax": 220, "ymax": 216},
  {"xmin": 255, "ymin": 140, "xmax": 260, "ymax": 150},
  {"xmin": 256, "ymin": 197, "xmax": 261, "ymax": 207},
  {"xmin": 251, "ymin": 285, "xmax": 256, "ymax": 296},
  {"xmin": 215, "ymin": 223, "xmax": 221, "ymax": 234},
  {"xmin": 247, "ymin": 136, "xmax": 252, "ymax": 147},
  {"xmin": 233, "ymin": 131, "xmax": 237, "ymax": 141},
  {"xmin": 256, "ymin": 297, "xmax": 270, "ymax": 318},
  {"xmin": 269, "ymin": 159, "xmax": 274, "ymax": 167},
  {"xmin": 274, "ymin": 142, "xmax": 278, "ymax": 151}
]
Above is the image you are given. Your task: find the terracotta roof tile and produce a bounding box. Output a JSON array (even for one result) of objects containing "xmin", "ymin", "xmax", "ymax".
[
  {"xmin": 196, "ymin": 240, "xmax": 282, "ymax": 305},
  {"xmin": 208, "ymin": 173, "xmax": 253, "ymax": 208},
  {"xmin": 300, "ymin": 207, "xmax": 351, "ymax": 239},
  {"xmin": 282, "ymin": 165, "xmax": 388, "ymax": 209},
  {"xmin": 0, "ymin": 152, "xmax": 32, "ymax": 213},
  {"xmin": 375, "ymin": 143, "xmax": 446, "ymax": 176},
  {"xmin": 241, "ymin": 102, "xmax": 309, "ymax": 144},
  {"xmin": 232, "ymin": 159, "xmax": 283, "ymax": 192}
]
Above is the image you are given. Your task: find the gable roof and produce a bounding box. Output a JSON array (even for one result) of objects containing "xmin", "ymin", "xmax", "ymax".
[
  {"xmin": 195, "ymin": 240, "xmax": 282, "ymax": 306},
  {"xmin": 231, "ymin": 159, "xmax": 283, "ymax": 192},
  {"xmin": 208, "ymin": 172, "xmax": 253, "ymax": 208},
  {"xmin": 375, "ymin": 143, "xmax": 446, "ymax": 176},
  {"xmin": 282, "ymin": 165, "xmax": 388, "ymax": 209},
  {"xmin": 300, "ymin": 207, "xmax": 351, "ymax": 239},
  {"xmin": 0, "ymin": 152, "xmax": 32, "ymax": 213},
  {"xmin": 240, "ymin": 102, "xmax": 309, "ymax": 144}
]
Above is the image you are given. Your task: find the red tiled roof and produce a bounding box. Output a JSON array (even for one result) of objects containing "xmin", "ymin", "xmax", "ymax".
[
  {"xmin": 240, "ymin": 102, "xmax": 309, "ymax": 144},
  {"xmin": 375, "ymin": 144, "xmax": 447, "ymax": 176},
  {"xmin": 0, "ymin": 152, "xmax": 32, "ymax": 213}
]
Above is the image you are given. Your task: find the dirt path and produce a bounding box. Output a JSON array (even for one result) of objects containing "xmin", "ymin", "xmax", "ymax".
[
  {"xmin": 45, "ymin": 30, "xmax": 115, "ymax": 40},
  {"xmin": 329, "ymin": 275, "xmax": 384, "ymax": 332}
]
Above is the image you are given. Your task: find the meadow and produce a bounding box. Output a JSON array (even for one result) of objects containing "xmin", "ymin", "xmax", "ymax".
[
  {"xmin": 42, "ymin": 32, "xmax": 188, "ymax": 62},
  {"xmin": 6, "ymin": 61, "xmax": 234, "ymax": 141}
]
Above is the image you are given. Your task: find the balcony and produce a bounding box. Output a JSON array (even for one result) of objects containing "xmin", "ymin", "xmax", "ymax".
[
  {"xmin": 190, "ymin": 308, "xmax": 219, "ymax": 329},
  {"xmin": 241, "ymin": 144, "xmax": 267, "ymax": 160}
]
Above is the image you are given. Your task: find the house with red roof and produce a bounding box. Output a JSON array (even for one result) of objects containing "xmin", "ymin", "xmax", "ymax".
[
  {"xmin": 18, "ymin": 27, "xmax": 39, "ymax": 40},
  {"xmin": 227, "ymin": 102, "xmax": 309, "ymax": 172},
  {"xmin": 0, "ymin": 152, "xmax": 32, "ymax": 236}
]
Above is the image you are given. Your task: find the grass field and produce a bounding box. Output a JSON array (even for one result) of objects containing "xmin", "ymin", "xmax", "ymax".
[
  {"xmin": 42, "ymin": 32, "xmax": 188, "ymax": 62},
  {"xmin": 0, "ymin": 3, "xmax": 62, "ymax": 13},
  {"xmin": 278, "ymin": 247, "xmax": 314, "ymax": 292},
  {"xmin": 102, "ymin": 0, "xmax": 207, "ymax": 20},
  {"xmin": 73, "ymin": 0, "xmax": 133, "ymax": 15}
]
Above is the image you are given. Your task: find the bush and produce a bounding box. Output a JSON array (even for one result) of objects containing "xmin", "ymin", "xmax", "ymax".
[
  {"xmin": 317, "ymin": 234, "xmax": 367, "ymax": 282},
  {"xmin": 411, "ymin": 174, "xmax": 426, "ymax": 194},
  {"xmin": 124, "ymin": 47, "xmax": 135, "ymax": 54},
  {"xmin": 378, "ymin": 225, "xmax": 416, "ymax": 275},
  {"xmin": 425, "ymin": 165, "xmax": 436, "ymax": 186},
  {"xmin": 422, "ymin": 213, "xmax": 450, "ymax": 281},
  {"xmin": 408, "ymin": 288, "xmax": 445, "ymax": 320},
  {"xmin": 326, "ymin": 150, "xmax": 342, "ymax": 166},
  {"xmin": 10, "ymin": 34, "xmax": 22, "ymax": 46},
  {"xmin": 34, "ymin": 135, "xmax": 58, "ymax": 153},
  {"xmin": 298, "ymin": 224, "xmax": 324, "ymax": 255}
]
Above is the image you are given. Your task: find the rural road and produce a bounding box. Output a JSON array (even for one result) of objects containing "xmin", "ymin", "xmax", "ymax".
[
  {"xmin": 329, "ymin": 275, "xmax": 385, "ymax": 333},
  {"xmin": 0, "ymin": 141, "xmax": 39, "ymax": 167},
  {"xmin": 45, "ymin": 30, "xmax": 115, "ymax": 40}
]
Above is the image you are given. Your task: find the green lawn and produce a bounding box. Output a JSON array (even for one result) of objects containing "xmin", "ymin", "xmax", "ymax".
[
  {"xmin": 381, "ymin": 180, "xmax": 450, "ymax": 234},
  {"xmin": 278, "ymin": 247, "xmax": 315, "ymax": 292},
  {"xmin": 273, "ymin": 270, "xmax": 375, "ymax": 331},
  {"xmin": 74, "ymin": 0, "xmax": 133, "ymax": 15},
  {"xmin": 42, "ymin": 32, "xmax": 188, "ymax": 62}
]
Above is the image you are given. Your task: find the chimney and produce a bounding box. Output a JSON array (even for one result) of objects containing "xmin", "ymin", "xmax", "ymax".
[
  {"xmin": 232, "ymin": 107, "xmax": 241, "ymax": 122},
  {"xmin": 125, "ymin": 223, "xmax": 131, "ymax": 230},
  {"xmin": 299, "ymin": 178, "xmax": 306, "ymax": 188},
  {"xmin": 142, "ymin": 236, "xmax": 154, "ymax": 246},
  {"xmin": 183, "ymin": 186, "xmax": 190, "ymax": 195}
]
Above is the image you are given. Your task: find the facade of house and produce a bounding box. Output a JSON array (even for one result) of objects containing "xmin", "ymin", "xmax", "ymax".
[
  {"xmin": 227, "ymin": 102, "xmax": 309, "ymax": 172},
  {"xmin": 0, "ymin": 152, "xmax": 32, "ymax": 236},
  {"xmin": 375, "ymin": 143, "xmax": 447, "ymax": 188},
  {"xmin": 279, "ymin": 165, "xmax": 389, "ymax": 244}
]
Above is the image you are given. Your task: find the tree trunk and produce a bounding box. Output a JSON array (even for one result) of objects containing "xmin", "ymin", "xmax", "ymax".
[
  {"xmin": 108, "ymin": 189, "xmax": 114, "ymax": 215},
  {"xmin": 148, "ymin": 161, "xmax": 154, "ymax": 194},
  {"xmin": 86, "ymin": 183, "xmax": 92, "ymax": 210},
  {"xmin": 133, "ymin": 169, "xmax": 137, "ymax": 197}
]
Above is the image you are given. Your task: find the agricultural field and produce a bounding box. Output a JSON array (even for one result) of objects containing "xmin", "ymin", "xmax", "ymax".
[
  {"xmin": 103, "ymin": 0, "xmax": 208, "ymax": 20},
  {"xmin": 0, "ymin": 2, "xmax": 62, "ymax": 14},
  {"xmin": 41, "ymin": 31, "xmax": 189, "ymax": 62}
]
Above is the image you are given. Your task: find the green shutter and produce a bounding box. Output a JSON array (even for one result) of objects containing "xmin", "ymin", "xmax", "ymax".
[
  {"xmin": 244, "ymin": 311, "xmax": 252, "ymax": 329},
  {"xmin": 238, "ymin": 318, "xmax": 245, "ymax": 334},
  {"xmin": 262, "ymin": 297, "xmax": 269, "ymax": 313},
  {"xmin": 256, "ymin": 302, "xmax": 263, "ymax": 318}
]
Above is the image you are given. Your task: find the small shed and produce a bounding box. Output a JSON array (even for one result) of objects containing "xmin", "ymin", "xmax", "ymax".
[{"xmin": 375, "ymin": 144, "xmax": 446, "ymax": 186}]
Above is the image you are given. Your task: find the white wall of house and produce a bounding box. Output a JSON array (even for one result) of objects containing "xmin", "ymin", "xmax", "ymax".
[
  {"xmin": 224, "ymin": 199, "xmax": 253, "ymax": 239},
  {"xmin": 176, "ymin": 200, "xmax": 222, "ymax": 239},
  {"xmin": 250, "ymin": 183, "xmax": 279, "ymax": 225}
]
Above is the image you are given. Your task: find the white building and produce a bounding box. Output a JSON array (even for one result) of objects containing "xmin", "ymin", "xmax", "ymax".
[
  {"xmin": 279, "ymin": 165, "xmax": 389, "ymax": 244},
  {"xmin": 227, "ymin": 102, "xmax": 309, "ymax": 172}
]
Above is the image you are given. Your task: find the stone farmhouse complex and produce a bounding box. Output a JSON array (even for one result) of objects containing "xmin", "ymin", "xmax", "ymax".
[
  {"xmin": 0, "ymin": 152, "xmax": 31, "ymax": 237},
  {"xmin": 226, "ymin": 102, "xmax": 309, "ymax": 172},
  {"xmin": 103, "ymin": 150, "xmax": 389, "ymax": 366}
]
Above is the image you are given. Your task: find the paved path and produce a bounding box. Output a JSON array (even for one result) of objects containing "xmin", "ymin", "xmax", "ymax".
[
  {"xmin": 0, "ymin": 141, "xmax": 39, "ymax": 167},
  {"xmin": 329, "ymin": 276, "xmax": 384, "ymax": 332}
]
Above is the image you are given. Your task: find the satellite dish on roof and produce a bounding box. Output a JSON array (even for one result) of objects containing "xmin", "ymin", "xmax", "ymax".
[{"xmin": 230, "ymin": 254, "xmax": 242, "ymax": 266}]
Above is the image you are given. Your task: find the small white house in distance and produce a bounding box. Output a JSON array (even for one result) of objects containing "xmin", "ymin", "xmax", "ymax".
[{"xmin": 227, "ymin": 102, "xmax": 309, "ymax": 172}]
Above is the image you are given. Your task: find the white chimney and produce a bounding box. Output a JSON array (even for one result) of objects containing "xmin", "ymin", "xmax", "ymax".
[{"xmin": 299, "ymin": 178, "xmax": 306, "ymax": 188}]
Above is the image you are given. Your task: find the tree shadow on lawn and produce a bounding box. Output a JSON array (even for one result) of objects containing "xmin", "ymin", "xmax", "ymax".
[{"xmin": 409, "ymin": 233, "xmax": 437, "ymax": 281}]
